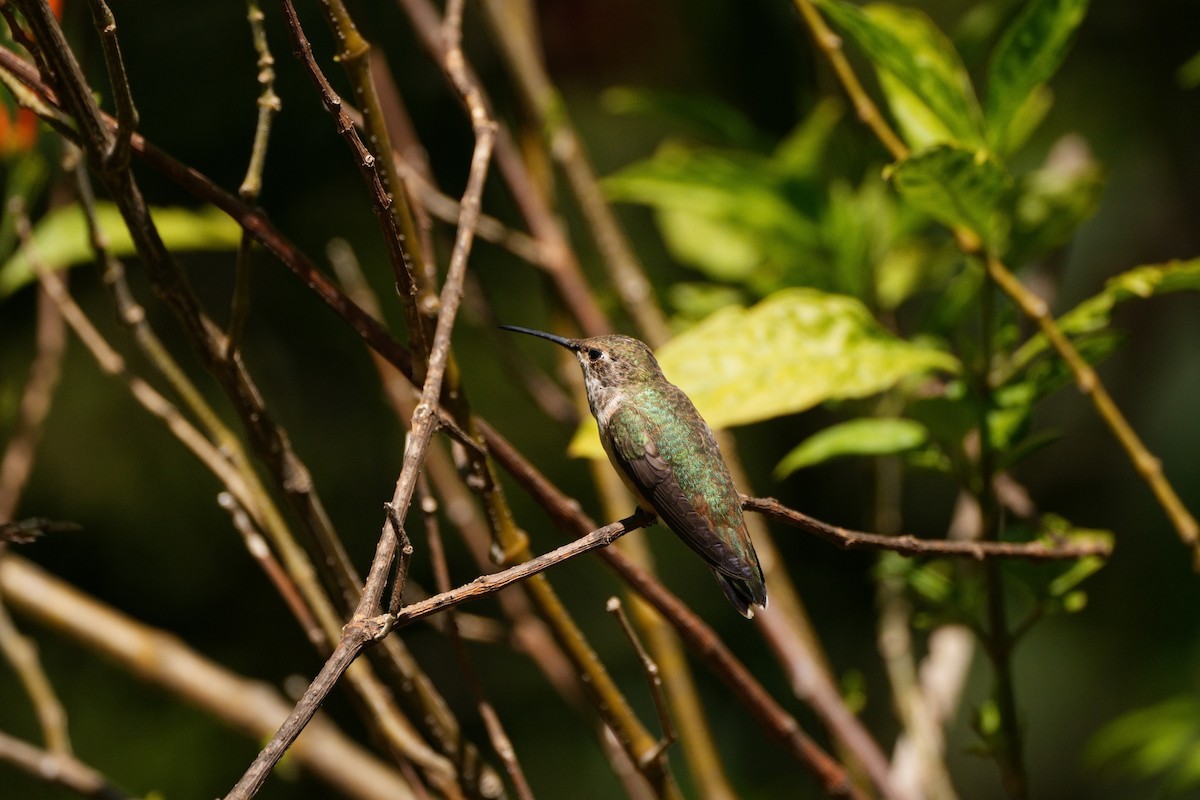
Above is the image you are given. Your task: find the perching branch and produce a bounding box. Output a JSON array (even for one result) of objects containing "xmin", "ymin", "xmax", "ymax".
[{"xmin": 743, "ymin": 496, "xmax": 1113, "ymax": 561}]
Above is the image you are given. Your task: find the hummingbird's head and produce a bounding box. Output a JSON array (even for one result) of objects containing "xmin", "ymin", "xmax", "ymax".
[{"xmin": 500, "ymin": 326, "xmax": 664, "ymax": 392}]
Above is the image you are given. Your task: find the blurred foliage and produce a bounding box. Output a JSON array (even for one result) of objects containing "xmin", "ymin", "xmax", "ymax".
[
  {"xmin": 1, "ymin": 0, "xmax": 1199, "ymax": 798},
  {"xmin": 0, "ymin": 202, "xmax": 240, "ymax": 296},
  {"xmin": 1087, "ymin": 695, "xmax": 1200, "ymax": 794}
]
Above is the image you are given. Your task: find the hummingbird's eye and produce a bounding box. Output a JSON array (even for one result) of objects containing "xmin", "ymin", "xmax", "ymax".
[{"xmin": 587, "ymin": 347, "xmax": 604, "ymax": 362}]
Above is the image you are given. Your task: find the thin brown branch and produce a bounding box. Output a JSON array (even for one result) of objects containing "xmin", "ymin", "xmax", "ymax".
[
  {"xmin": 278, "ymin": 0, "xmax": 427, "ymax": 362},
  {"xmin": 82, "ymin": 0, "xmax": 137, "ymax": 170},
  {"xmin": 218, "ymin": 492, "xmax": 324, "ymax": 648},
  {"xmin": 591, "ymin": 436, "xmax": 738, "ymax": 799},
  {"xmin": 983, "ymin": 254, "xmax": 1199, "ymax": 556},
  {"xmin": 607, "ymin": 597, "xmax": 675, "ymax": 769},
  {"xmin": 227, "ymin": 67, "xmax": 500, "ymax": 797},
  {"xmin": 228, "ymin": 0, "xmax": 281, "ymax": 356},
  {"xmin": 4, "ymin": 38, "xmax": 458, "ymax": 789},
  {"xmin": 744, "ymin": 496, "xmax": 1113, "ymax": 561}
]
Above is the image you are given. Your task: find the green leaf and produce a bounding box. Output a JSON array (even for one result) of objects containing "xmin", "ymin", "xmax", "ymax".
[
  {"xmin": 1088, "ymin": 696, "xmax": 1200, "ymax": 790},
  {"xmin": 773, "ymin": 97, "xmax": 844, "ymax": 178},
  {"xmin": 876, "ymin": 69, "xmax": 958, "ymax": 151},
  {"xmin": 603, "ymin": 143, "xmax": 820, "ymax": 283},
  {"xmin": 996, "ymin": 84, "xmax": 1054, "ymax": 155},
  {"xmin": 818, "ymin": 0, "xmax": 984, "ymax": 147},
  {"xmin": 569, "ymin": 288, "xmax": 959, "ymax": 457},
  {"xmin": 1008, "ymin": 258, "xmax": 1200, "ymax": 377},
  {"xmin": 888, "ymin": 143, "xmax": 1010, "ymax": 246},
  {"xmin": 985, "ymin": 0, "xmax": 1089, "ymax": 153},
  {"xmin": 0, "ymin": 202, "xmax": 242, "ymax": 298},
  {"xmin": 775, "ymin": 417, "xmax": 928, "ymax": 477}
]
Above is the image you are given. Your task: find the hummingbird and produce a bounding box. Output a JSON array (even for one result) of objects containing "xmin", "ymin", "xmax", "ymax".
[{"xmin": 501, "ymin": 325, "xmax": 768, "ymax": 618}]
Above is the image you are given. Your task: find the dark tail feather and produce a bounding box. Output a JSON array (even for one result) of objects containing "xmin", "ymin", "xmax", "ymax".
[{"xmin": 711, "ymin": 567, "xmax": 768, "ymax": 619}]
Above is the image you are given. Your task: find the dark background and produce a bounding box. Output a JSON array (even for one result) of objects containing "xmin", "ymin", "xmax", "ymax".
[{"xmin": 1, "ymin": 0, "xmax": 1198, "ymax": 797}]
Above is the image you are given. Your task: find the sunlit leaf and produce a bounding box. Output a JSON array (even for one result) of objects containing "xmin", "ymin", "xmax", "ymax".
[
  {"xmin": 0, "ymin": 202, "xmax": 242, "ymax": 297},
  {"xmin": 986, "ymin": 0, "xmax": 1089, "ymax": 153},
  {"xmin": 888, "ymin": 143, "xmax": 1010, "ymax": 246},
  {"xmin": 569, "ymin": 288, "xmax": 958, "ymax": 457},
  {"xmin": 603, "ymin": 142, "xmax": 820, "ymax": 283},
  {"xmin": 818, "ymin": 0, "xmax": 984, "ymax": 147},
  {"xmin": 878, "ymin": 69, "xmax": 958, "ymax": 150},
  {"xmin": 775, "ymin": 417, "xmax": 928, "ymax": 477}
]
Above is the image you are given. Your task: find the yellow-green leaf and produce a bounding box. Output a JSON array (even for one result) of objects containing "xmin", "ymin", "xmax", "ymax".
[
  {"xmin": 0, "ymin": 202, "xmax": 242, "ymax": 298},
  {"xmin": 985, "ymin": 0, "xmax": 1089, "ymax": 153},
  {"xmin": 818, "ymin": 0, "xmax": 984, "ymax": 148},
  {"xmin": 888, "ymin": 144, "xmax": 1010, "ymax": 246}
]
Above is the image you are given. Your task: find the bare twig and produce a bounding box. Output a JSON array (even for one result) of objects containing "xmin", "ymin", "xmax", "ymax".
[
  {"xmin": 983, "ymin": 254, "xmax": 1200, "ymax": 555},
  {"xmin": 792, "ymin": 0, "xmax": 907, "ymax": 159},
  {"xmin": 82, "ymin": 0, "xmax": 137, "ymax": 170},
  {"xmin": 228, "ymin": 0, "xmax": 282, "ymax": 356},
  {"xmin": 218, "ymin": 492, "xmax": 324, "ymax": 648},
  {"xmin": 238, "ymin": 0, "xmax": 279, "ymax": 201},
  {"xmin": 305, "ymin": 0, "xmax": 430, "ymax": 361},
  {"xmin": 395, "ymin": 0, "xmax": 613, "ymax": 339},
  {"xmin": 328, "ymin": 240, "xmax": 584, "ymax": 707},
  {"xmin": 591, "ymin": 442, "xmax": 738, "ymax": 799},
  {"xmin": 278, "ymin": 0, "xmax": 427, "ymax": 361},
  {"xmin": 3, "ymin": 21, "xmax": 469, "ymax": 786},
  {"xmin": 607, "ymin": 597, "xmax": 675, "ymax": 769},
  {"xmin": 744, "ymin": 496, "xmax": 1113, "ymax": 561}
]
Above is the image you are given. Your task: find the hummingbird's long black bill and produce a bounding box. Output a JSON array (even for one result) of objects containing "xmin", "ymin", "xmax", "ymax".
[{"xmin": 498, "ymin": 325, "xmax": 581, "ymax": 352}]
